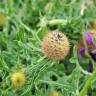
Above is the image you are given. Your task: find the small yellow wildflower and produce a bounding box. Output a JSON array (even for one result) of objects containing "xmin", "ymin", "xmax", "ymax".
[
  {"xmin": 11, "ymin": 71, "xmax": 26, "ymax": 87},
  {"xmin": 0, "ymin": 12, "xmax": 6, "ymax": 27},
  {"xmin": 48, "ymin": 91, "xmax": 59, "ymax": 96}
]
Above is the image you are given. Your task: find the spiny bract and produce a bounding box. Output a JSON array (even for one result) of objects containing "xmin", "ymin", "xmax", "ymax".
[
  {"xmin": 48, "ymin": 91, "xmax": 59, "ymax": 96},
  {"xmin": 41, "ymin": 31, "xmax": 70, "ymax": 60},
  {"xmin": 90, "ymin": 19, "xmax": 96, "ymax": 29},
  {"xmin": 89, "ymin": 29, "xmax": 96, "ymax": 36},
  {"xmin": 11, "ymin": 71, "xmax": 26, "ymax": 87}
]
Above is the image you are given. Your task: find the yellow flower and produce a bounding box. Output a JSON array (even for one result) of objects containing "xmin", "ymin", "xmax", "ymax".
[
  {"xmin": 11, "ymin": 71, "xmax": 26, "ymax": 87},
  {"xmin": 48, "ymin": 91, "xmax": 59, "ymax": 96},
  {"xmin": 0, "ymin": 12, "xmax": 6, "ymax": 27}
]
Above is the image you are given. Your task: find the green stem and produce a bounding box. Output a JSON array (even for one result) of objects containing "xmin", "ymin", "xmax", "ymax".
[
  {"xmin": 6, "ymin": 0, "xmax": 14, "ymax": 15},
  {"xmin": 48, "ymin": 19, "xmax": 67, "ymax": 25},
  {"xmin": 79, "ymin": 72, "xmax": 96, "ymax": 96}
]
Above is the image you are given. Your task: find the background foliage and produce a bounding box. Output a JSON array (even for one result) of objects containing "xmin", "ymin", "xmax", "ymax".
[{"xmin": 0, "ymin": 0, "xmax": 96, "ymax": 96}]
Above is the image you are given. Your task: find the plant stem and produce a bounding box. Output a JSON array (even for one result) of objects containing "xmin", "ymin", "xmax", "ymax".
[
  {"xmin": 79, "ymin": 72, "xmax": 96, "ymax": 96},
  {"xmin": 48, "ymin": 19, "xmax": 67, "ymax": 25}
]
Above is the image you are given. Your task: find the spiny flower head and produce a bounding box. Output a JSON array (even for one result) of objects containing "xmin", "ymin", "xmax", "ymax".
[
  {"xmin": 41, "ymin": 31, "xmax": 70, "ymax": 60},
  {"xmin": 48, "ymin": 91, "xmax": 59, "ymax": 96},
  {"xmin": 11, "ymin": 71, "xmax": 26, "ymax": 87}
]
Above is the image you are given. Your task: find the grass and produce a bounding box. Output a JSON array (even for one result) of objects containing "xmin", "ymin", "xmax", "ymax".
[{"xmin": 0, "ymin": 0, "xmax": 96, "ymax": 96}]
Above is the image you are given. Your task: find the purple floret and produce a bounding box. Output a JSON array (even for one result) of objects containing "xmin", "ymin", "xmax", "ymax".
[
  {"xmin": 79, "ymin": 47, "xmax": 85, "ymax": 57},
  {"xmin": 84, "ymin": 32, "xmax": 93, "ymax": 45},
  {"xmin": 87, "ymin": 61, "xmax": 93, "ymax": 73}
]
